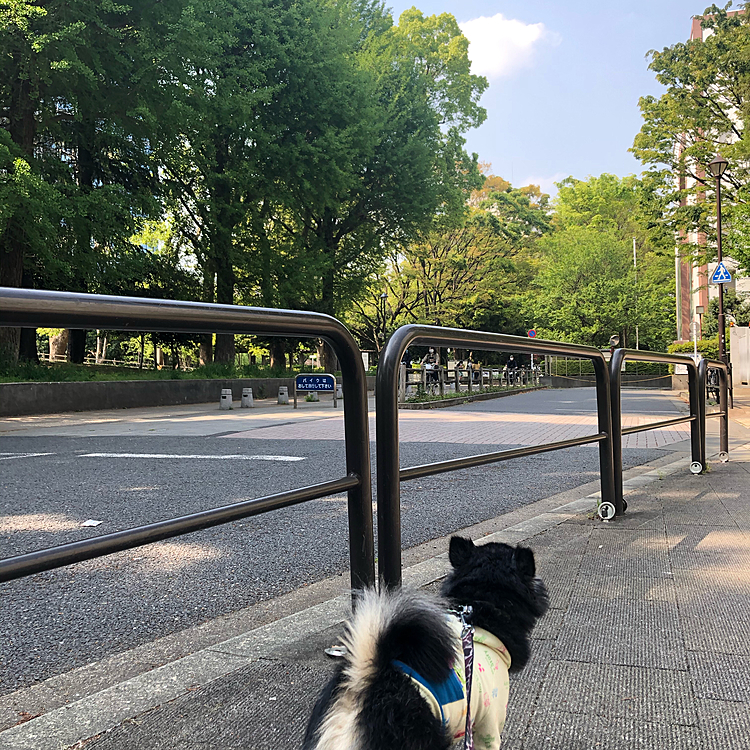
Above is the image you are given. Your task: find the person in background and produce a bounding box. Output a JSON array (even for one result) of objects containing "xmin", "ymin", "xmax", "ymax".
[{"xmin": 421, "ymin": 347, "xmax": 439, "ymax": 387}]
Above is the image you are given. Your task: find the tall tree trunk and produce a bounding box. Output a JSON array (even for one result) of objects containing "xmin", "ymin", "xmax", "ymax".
[
  {"xmin": 269, "ymin": 340, "xmax": 286, "ymax": 370},
  {"xmin": 68, "ymin": 330, "xmax": 87, "ymax": 364},
  {"xmin": 199, "ymin": 259, "xmax": 215, "ymax": 365},
  {"xmin": 0, "ymin": 232, "xmax": 24, "ymax": 364},
  {"xmin": 316, "ymin": 340, "xmax": 338, "ymax": 372},
  {"xmin": 212, "ymin": 146, "xmax": 235, "ymax": 364},
  {"xmin": 50, "ymin": 329, "xmax": 69, "ymax": 360},
  {"xmin": 316, "ymin": 214, "xmax": 340, "ymax": 373},
  {"xmin": 19, "ymin": 328, "xmax": 39, "ymax": 363},
  {"xmin": 214, "ymin": 244, "xmax": 235, "ymax": 362},
  {"xmin": 1, "ymin": 68, "xmax": 38, "ymax": 364},
  {"xmin": 67, "ymin": 116, "xmax": 96, "ymax": 365}
]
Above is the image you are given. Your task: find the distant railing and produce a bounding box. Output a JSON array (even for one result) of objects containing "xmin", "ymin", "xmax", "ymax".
[{"xmin": 398, "ymin": 364, "xmax": 541, "ymax": 401}]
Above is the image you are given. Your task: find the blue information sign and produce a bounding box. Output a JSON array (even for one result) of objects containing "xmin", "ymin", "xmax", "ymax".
[{"xmin": 295, "ymin": 373, "xmax": 336, "ymax": 391}]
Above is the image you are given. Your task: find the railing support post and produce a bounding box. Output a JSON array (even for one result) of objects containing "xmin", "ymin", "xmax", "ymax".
[
  {"xmin": 720, "ymin": 366, "xmax": 729, "ymax": 455},
  {"xmin": 609, "ymin": 349, "xmax": 626, "ymax": 515},
  {"xmin": 591, "ymin": 355, "xmax": 617, "ymax": 515},
  {"xmin": 698, "ymin": 358, "xmax": 707, "ymax": 470},
  {"xmin": 687, "ymin": 361, "xmax": 703, "ymax": 471}
]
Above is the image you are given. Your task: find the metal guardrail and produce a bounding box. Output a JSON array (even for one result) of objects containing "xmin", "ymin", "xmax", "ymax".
[
  {"xmin": 375, "ymin": 324, "xmax": 617, "ymax": 588},
  {"xmin": 0, "ymin": 288, "xmax": 375, "ymax": 592},
  {"xmin": 609, "ymin": 349, "xmax": 704, "ymax": 516},
  {"xmin": 700, "ymin": 357, "xmax": 730, "ymax": 460},
  {"xmin": 399, "ymin": 365, "xmax": 540, "ymax": 400}
]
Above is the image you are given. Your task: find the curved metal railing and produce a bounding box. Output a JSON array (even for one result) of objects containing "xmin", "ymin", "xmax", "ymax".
[
  {"xmin": 375, "ymin": 324, "xmax": 617, "ymax": 588},
  {"xmin": 0, "ymin": 288, "xmax": 375, "ymax": 591}
]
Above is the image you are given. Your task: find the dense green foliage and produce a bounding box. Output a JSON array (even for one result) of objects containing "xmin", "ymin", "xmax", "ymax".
[
  {"xmin": 527, "ymin": 174, "xmax": 674, "ymax": 350},
  {"xmin": 0, "ymin": 0, "xmax": 486, "ymax": 366},
  {"xmin": 3, "ymin": 0, "xmax": 704, "ymax": 377},
  {"xmin": 632, "ymin": 5, "xmax": 750, "ymax": 267}
]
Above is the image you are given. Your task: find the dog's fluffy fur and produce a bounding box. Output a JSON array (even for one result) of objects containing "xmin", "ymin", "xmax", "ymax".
[{"xmin": 303, "ymin": 536, "xmax": 549, "ymax": 750}]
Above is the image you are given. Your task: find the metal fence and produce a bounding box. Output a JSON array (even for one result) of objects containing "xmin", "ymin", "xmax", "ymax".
[
  {"xmin": 399, "ymin": 364, "xmax": 540, "ymax": 401},
  {"xmin": 375, "ymin": 324, "xmax": 618, "ymax": 588},
  {"xmin": 700, "ymin": 358, "xmax": 730, "ymax": 461},
  {"xmin": 0, "ymin": 293, "xmax": 732, "ymax": 595},
  {"xmin": 0, "ymin": 288, "xmax": 375, "ymax": 593},
  {"xmin": 609, "ymin": 349, "xmax": 704, "ymax": 516}
]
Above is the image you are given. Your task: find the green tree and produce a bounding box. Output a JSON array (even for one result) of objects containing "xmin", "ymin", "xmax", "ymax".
[
  {"xmin": 348, "ymin": 177, "xmax": 551, "ymax": 349},
  {"xmin": 530, "ymin": 227, "xmax": 636, "ymax": 347},
  {"xmin": 632, "ymin": 5, "xmax": 750, "ymax": 266},
  {"xmin": 0, "ymin": 0, "xmax": 186, "ymax": 361},
  {"xmin": 236, "ymin": 4, "xmax": 487, "ymax": 367},
  {"xmin": 538, "ymin": 174, "xmax": 674, "ymax": 350}
]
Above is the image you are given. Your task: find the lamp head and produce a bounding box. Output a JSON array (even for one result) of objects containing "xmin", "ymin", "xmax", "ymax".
[
  {"xmin": 708, "ymin": 154, "xmax": 729, "ymax": 178},
  {"xmin": 609, "ymin": 334, "xmax": 620, "ymax": 348}
]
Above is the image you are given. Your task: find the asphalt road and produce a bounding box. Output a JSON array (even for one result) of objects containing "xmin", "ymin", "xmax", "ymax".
[{"xmin": 0, "ymin": 389, "xmax": 683, "ymax": 695}]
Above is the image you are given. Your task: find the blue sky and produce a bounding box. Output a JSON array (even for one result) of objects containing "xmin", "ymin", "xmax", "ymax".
[{"xmin": 387, "ymin": 1, "xmax": 707, "ymax": 194}]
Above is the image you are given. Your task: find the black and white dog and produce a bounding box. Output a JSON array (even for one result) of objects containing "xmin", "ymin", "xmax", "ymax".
[{"xmin": 303, "ymin": 536, "xmax": 549, "ymax": 750}]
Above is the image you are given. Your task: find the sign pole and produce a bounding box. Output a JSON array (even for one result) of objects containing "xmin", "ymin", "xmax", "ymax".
[{"xmin": 716, "ymin": 173, "xmax": 727, "ymax": 365}]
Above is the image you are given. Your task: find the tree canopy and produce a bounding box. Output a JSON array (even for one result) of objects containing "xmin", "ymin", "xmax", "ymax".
[{"xmin": 0, "ymin": 0, "xmax": 488, "ymax": 365}]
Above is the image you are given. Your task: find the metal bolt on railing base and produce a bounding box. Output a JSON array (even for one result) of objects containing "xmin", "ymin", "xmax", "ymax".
[{"xmin": 597, "ymin": 502, "xmax": 616, "ymax": 521}]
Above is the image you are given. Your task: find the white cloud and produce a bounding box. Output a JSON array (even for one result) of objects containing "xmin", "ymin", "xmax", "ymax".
[
  {"xmin": 459, "ymin": 13, "xmax": 560, "ymax": 80},
  {"xmin": 521, "ymin": 172, "xmax": 567, "ymax": 196}
]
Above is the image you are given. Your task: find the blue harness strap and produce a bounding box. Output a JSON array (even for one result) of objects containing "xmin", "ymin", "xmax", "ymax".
[{"xmin": 392, "ymin": 660, "xmax": 464, "ymax": 724}]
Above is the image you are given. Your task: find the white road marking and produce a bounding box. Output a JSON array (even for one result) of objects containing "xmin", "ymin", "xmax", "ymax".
[
  {"xmin": 79, "ymin": 453, "xmax": 307, "ymax": 462},
  {"xmin": 0, "ymin": 452, "xmax": 55, "ymax": 460}
]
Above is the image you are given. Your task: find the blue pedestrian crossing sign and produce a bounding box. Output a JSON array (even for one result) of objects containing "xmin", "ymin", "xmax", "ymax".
[{"xmin": 711, "ymin": 262, "xmax": 732, "ymax": 284}]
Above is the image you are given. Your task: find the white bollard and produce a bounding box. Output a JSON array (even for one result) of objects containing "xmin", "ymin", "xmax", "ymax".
[
  {"xmin": 336, "ymin": 383, "xmax": 343, "ymax": 399},
  {"xmin": 308, "ymin": 391, "xmax": 320, "ymax": 402},
  {"xmin": 278, "ymin": 386, "xmax": 290, "ymax": 405},
  {"xmin": 220, "ymin": 388, "xmax": 233, "ymax": 410},
  {"xmin": 241, "ymin": 387, "xmax": 254, "ymax": 408}
]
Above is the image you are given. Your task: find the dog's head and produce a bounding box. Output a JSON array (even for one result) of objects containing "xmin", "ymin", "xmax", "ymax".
[{"xmin": 444, "ymin": 536, "xmax": 549, "ymax": 620}]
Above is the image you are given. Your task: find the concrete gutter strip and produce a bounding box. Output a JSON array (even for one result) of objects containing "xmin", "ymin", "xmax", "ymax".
[{"xmin": 0, "ymin": 451, "xmax": 699, "ymax": 750}]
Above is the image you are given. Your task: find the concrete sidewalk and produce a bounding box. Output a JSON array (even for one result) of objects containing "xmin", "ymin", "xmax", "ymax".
[{"xmin": 2, "ymin": 426, "xmax": 749, "ymax": 749}]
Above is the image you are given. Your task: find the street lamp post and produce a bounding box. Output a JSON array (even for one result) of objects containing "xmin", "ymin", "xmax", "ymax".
[{"xmin": 709, "ymin": 154, "xmax": 729, "ymax": 364}]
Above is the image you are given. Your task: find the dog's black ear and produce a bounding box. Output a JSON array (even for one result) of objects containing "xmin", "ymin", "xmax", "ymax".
[
  {"xmin": 514, "ymin": 546, "xmax": 536, "ymax": 577},
  {"xmin": 449, "ymin": 536, "xmax": 476, "ymax": 568}
]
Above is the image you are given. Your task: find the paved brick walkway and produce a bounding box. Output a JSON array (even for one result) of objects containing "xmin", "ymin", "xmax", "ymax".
[{"xmin": 224, "ymin": 409, "xmax": 691, "ymax": 448}]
